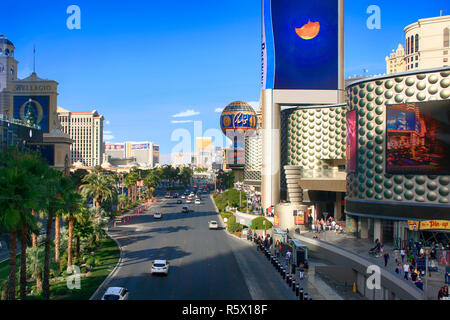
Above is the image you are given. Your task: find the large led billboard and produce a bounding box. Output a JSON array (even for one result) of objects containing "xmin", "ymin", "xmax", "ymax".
[
  {"xmin": 13, "ymin": 96, "xmax": 50, "ymax": 133},
  {"xmin": 386, "ymin": 101, "xmax": 450, "ymax": 174},
  {"xmin": 262, "ymin": 0, "xmax": 339, "ymax": 90},
  {"xmin": 346, "ymin": 110, "xmax": 357, "ymax": 172}
]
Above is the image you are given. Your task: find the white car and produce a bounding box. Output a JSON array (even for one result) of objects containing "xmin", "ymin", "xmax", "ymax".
[
  {"xmin": 154, "ymin": 212, "xmax": 162, "ymax": 219},
  {"xmin": 208, "ymin": 221, "xmax": 218, "ymax": 229},
  {"xmin": 151, "ymin": 260, "xmax": 169, "ymax": 275},
  {"xmin": 181, "ymin": 195, "xmax": 186, "ymax": 199},
  {"xmin": 195, "ymin": 199, "xmax": 201, "ymax": 205},
  {"xmin": 101, "ymin": 287, "xmax": 129, "ymax": 300},
  {"xmin": 186, "ymin": 198, "xmax": 192, "ymax": 204}
]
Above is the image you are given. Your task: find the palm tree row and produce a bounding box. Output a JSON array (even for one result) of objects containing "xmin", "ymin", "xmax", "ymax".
[{"xmin": 0, "ymin": 147, "xmax": 120, "ymax": 300}]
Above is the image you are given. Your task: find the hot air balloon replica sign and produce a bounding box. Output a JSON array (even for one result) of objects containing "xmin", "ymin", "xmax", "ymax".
[{"xmin": 220, "ymin": 101, "xmax": 257, "ymax": 167}]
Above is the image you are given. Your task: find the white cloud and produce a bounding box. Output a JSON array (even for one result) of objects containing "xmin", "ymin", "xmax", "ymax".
[
  {"xmin": 215, "ymin": 107, "xmax": 224, "ymax": 113},
  {"xmin": 104, "ymin": 130, "xmax": 112, "ymax": 134},
  {"xmin": 104, "ymin": 134, "xmax": 115, "ymax": 141},
  {"xmin": 171, "ymin": 120, "xmax": 193, "ymax": 124},
  {"xmin": 172, "ymin": 109, "xmax": 200, "ymax": 118},
  {"xmin": 105, "ymin": 120, "xmax": 111, "ymax": 125}
]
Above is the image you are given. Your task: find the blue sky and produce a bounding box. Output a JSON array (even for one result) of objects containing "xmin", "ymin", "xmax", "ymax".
[{"xmin": 1, "ymin": 0, "xmax": 448, "ymax": 161}]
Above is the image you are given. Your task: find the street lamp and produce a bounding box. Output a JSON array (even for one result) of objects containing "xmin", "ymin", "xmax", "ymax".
[{"xmin": 423, "ymin": 246, "xmax": 431, "ymax": 300}]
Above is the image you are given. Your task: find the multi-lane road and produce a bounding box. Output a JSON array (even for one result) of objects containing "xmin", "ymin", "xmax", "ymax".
[{"xmin": 91, "ymin": 193, "xmax": 297, "ymax": 300}]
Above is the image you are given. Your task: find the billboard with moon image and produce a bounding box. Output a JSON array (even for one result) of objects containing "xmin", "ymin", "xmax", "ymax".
[
  {"xmin": 13, "ymin": 96, "xmax": 50, "ymax": 133},
  {"xmin": 262, "ymin": 0, "xmax": 339, "ymax": 90}
]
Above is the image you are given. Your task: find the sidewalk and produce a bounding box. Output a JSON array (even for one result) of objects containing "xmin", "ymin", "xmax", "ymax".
[{"xmin": 298, "ymin": 230, "xmax": 448, "ymax": 300}]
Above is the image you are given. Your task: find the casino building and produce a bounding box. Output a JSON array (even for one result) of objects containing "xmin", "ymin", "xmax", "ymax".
[
  {"xmin": 0, "ymin": 35, "xmax": 71, "ymax": 169},
  {"xmin": 345, "ymin": 66, "xmax": 450, "ymax": 245}
]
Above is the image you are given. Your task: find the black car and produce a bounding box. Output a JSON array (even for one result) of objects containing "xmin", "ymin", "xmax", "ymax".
[{"xmin": 177, "ymin": 199, "xmax": 182, "ymax": 204}]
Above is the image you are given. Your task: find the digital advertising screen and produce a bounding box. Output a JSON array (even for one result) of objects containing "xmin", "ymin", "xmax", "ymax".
[
  {"xmin": 13, "ymin": 96, "xmax": 50, "ymax": 133},
  {"xmin": 346, "ymin": 110, "xmax": 357, "ymax": 172},
  {"xmin": 386, "ymin": 101, "xmax": 450, "ymax": 174},
  {"xmin": 262, "ymin": 0, "xmax": 339, "ymax": 90}
]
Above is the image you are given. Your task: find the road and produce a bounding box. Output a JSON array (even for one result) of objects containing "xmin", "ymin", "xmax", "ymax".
[{"xmin": 92, "ymin": 193, "xmax": 297, "ymax": 300}]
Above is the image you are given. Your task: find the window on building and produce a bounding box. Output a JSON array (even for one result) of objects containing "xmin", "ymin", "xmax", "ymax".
[
  {"xmin": 445, "ymin": 58, "xmax": 449, "ymax": 63},
  {"xmin": 415, "ymin": 63, "xmax": 418, "ymax": 67},
  {"xmin": 410, "ymin": 36, "xmax": 414, "ymax": 54},
  {"xmin": 406, "ymin": 38, "xmax": 409, "ymax": 55},
  {"xmin": 415, "ymin": 34, "xmax": 419, "ymax": 52},
  {"xmin": 445, "ymin": 50, "xmax": 449, "ymax": 55},
  {"xmin": 445, "ymin": 28, "xmax": 449, "ymax": 47}
]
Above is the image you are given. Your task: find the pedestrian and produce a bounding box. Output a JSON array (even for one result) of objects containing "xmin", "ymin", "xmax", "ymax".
[
  {"xmin": 438, "ymin": 287, "xmax": 445, "ymax": 300},
  {"xmin": 383, "ymin": 251, "xmax": 390, "ymax": 267},
  {"xmin": 445, "ymin": 266, "xmax": 450, "ymax": 285},
  {"xmin": 400, "ymin": 249, "xmax": 405, "ymax": 262},
  {"xmin": 298, "ymin": 264, "xmax": 305, "ymax": 280},
  {"xmin": 414, "ymin": 277, "xmax": 423, "ymax": 290},
  {"xmin": 403, "ymin": 262, "xmax": 410, "ymax": 280},
  {"xmin": 285, "ymin": 250, "xmax": 292, "ymax": 267},
  {"xmin": 395, "ymin": 264, "xmax": 402, "ymax": 276}
]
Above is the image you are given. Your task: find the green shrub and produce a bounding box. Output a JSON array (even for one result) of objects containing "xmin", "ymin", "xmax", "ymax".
[
  {"xmin": 250, "ymin": 217, "xmax": 272, "ymax": 230},
  {"xmin": 59, "ymin": 252, "xmax": 68, "ymax": 273},
  {"xmin": 85, "ymin": 257, "xmax": 95, "ymax": 268}
]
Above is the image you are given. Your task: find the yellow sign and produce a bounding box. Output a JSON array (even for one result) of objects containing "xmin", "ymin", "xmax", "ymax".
[
  {"xmin": 408, "ymin": 221, "xmax": 420, "ymax": 231},
  {"xmin": 408, "ymin": 220, "xmax": 450, "ymax": 231}
]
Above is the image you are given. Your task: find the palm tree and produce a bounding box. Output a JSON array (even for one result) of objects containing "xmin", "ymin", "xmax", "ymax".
[
  {"xmin": 79, "ymin": 171, "xmax": 117, "ymax": 210},
  {"xmin": 0, "ymin": 148, "xmax": 46, "ymax": 300},
  {"xmin": 59, "ymin": 176, "xmax": 82, "ymax": 268},
  {"xmin": 124, "ymin": 171, "xmax": 139, "ymax": 203},
  {"xmin": 26, "ymin": 245, "xmax": 45, "ymax": 295},
  {"xmin": 40, "ymin": 167, "xmax": 64, "ymax": 300},
  {"xmin": 117, "ymin": 194, "xmax": 128, "ymax": 211},
  {"xmin": 143, "ymin": 170, "xmax": 161, "ymax": 198}
]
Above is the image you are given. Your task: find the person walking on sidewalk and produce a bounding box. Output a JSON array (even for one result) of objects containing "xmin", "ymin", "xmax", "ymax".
[
  {"xmin": 403, "ymin": 262, "xmax": 410, "ymax": 280},
  {"xmin": 383, "ymin": 250, "xmax": 390, "ymax": 267},
  {"xmin": 400, "ymin": 249, "xmax": 406, "ymax": 262},
  {"xmin": 285, "ymin": 250, "xmax": 292, "ymax": 267},
  {"xmin": 298, "ymin": 264, "xmax": 305, "ymax": 281}
]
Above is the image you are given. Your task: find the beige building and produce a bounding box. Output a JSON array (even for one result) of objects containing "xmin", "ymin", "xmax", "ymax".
[
  {"xmin": 104, "ymin": 141, "xmax": 159, "ymax": 168},
  {"xmin": 57, "ymin": 107, "xmax": 104, "ymax": 167},
  {"xmin": 0, "ymin": 35, "xmax": 72, "ymax": 170},
  {"xmin": 386, "ymin": 15, "xmax": 450, "ymax": 74},
  {"xmin": 385, "ymin": 44, "xmax": 406, "ymax": 74},
  {"xmin": 404, "ymin": 15, "xmax": 450, "ymax": 71},
  {"xmin": 195, "ymin": 137, "xmax": 213, "ymax": 168}
]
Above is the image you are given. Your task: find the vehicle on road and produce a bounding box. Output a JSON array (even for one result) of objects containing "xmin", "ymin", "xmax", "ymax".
[
  {"xmin": 181, "ymin": 195, "xmax": 186, "ymax": 199},
  {"xmin": 151, "ymin": 260, "xmax": 169, "ymax": 275},
  {"xmin": 173, "ymin": 193, "xmax": 179, "ymax": 198},
  {"xmin": 208, "ymin": 221, "xmax": 218, "ymax": 229},
  {"xmin": 101, "ymin": 287, "xmax": 129, "ymax": 300},
  {"xmin": 177, "ymin": 199, "xmax": 182, "ymax": 204},
  {"xmin": 182, "ymin": 206, "xmax": 189, "ymax": 213},
  {"xmin": 165, "ymin": 192, "xmax": 171, "ymax": 199},
  {"xmin": 154, "ymin": 212, "xmax": 162, "ymax": 219},
  {"xmin": 186, "ymin": 198, "xmax": 191, "ymax": 204},
  {"xmin": 195, "ymin": 199, "xmax": 201, "ymax": 205}
]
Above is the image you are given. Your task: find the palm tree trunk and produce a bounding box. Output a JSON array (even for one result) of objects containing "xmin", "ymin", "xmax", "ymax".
[
  {"xmin": 128, "ymin": 187, "xmax": 132, "ymax": 202},
  {"xmin": 20, "ymin": 223, "xmax": 28, "ymax": 300},
  {"xmin": 67, "ymin": 216, "xmax": 74, "ymax": 267},
  {"xmin": 7, "ymin": 231, "xmax": 17, "ymax": 300},
  {"xmin": 20, "ymin": 224, "xmax": 28, "ymax": 300},
  {"xmin": 43, "ymin": 210, "xmax": 53, "ymax": 300},
  {"xmin": 31, "ymin": 210, "xmax": 37, "ymax": 247},
  {"xmin": 54, "ymin": 217, "xmax": 60, "ymax": 263}
]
